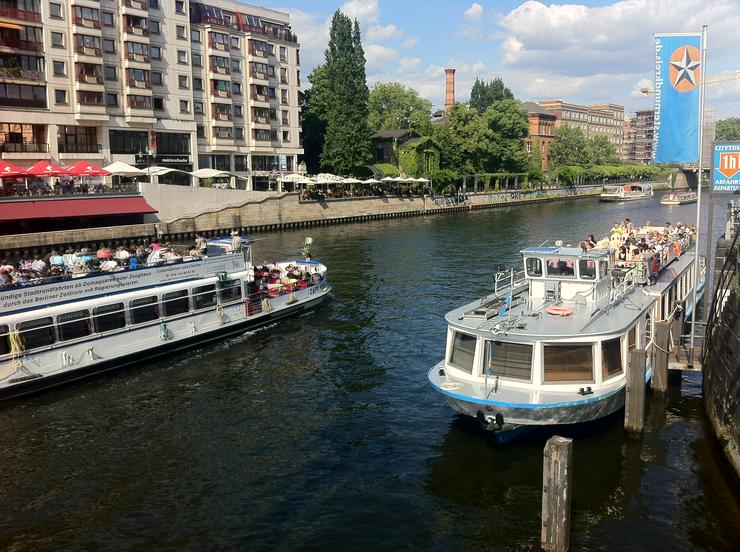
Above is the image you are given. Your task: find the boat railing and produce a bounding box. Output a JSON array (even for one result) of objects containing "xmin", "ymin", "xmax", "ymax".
[{"xmin": 493, "ymin": 267, "xmax": 527, "ymax": 297}]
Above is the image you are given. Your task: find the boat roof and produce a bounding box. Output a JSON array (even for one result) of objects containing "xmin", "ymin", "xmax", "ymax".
[{"xmin": 521, "ymin": 246, "xmax": 610, "ymax": 259}]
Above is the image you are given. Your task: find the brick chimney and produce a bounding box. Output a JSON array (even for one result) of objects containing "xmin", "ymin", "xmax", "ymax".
[{"xmin": 444, "ymin": 68, "xmax": 456, "ymax": 112}]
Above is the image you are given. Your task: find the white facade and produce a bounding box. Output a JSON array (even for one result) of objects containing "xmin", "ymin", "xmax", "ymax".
[{"xmin": 0, "ymin": 0, "xmax": 303, "ymax": 190}]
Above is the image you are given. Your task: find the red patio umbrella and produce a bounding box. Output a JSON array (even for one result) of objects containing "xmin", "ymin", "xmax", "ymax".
[
  {"xmin": 26, "ymin": 160, "xmax": 68, "ymax": 177},
  {"xmin": 0, "ymin": 160, "xmax": 28, "ymax": 178},
  {"xmin": 65, "ymin": 160, "xmax": 111, "ymax": 176}
]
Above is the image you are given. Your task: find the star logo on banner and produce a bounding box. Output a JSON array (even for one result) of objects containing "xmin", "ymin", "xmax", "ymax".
[{"xmin": 669, "ymin": 45, "xmax": 701, "ymax": 93}]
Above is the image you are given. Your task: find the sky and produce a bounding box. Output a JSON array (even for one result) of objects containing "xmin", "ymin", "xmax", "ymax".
[{"xmin": 273, "ymin": 0, "xmax": 740, "ymax": 119}]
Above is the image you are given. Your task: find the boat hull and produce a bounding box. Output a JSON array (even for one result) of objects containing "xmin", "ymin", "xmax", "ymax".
[
  {"xmin": 599, "ymin": 195, "xmax": 652, "ymax": 202},
  {"xmin": 0, "ymin": 289, "xmax": 330, "ymax": 402}
]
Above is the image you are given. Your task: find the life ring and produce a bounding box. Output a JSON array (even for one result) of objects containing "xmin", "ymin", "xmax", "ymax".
[{"xmin": 546, "ymin": 305, "xmax": 573, "ymax": 316}]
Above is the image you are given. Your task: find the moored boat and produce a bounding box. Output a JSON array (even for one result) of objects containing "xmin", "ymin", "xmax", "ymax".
[
  {"xmin": 428, "ymin": 223, "xmax": 704, "ymax": 443},
  {"xmin": 600, "ymin": 183, "xmax": 654, "ymax": 201},
  {"xmin": 0, "ymin": 237, "xmax": 331, "ymax": 400},
  {"xmin": 661, "ymin": 191, "xmax": 698, "ymax": 205}
]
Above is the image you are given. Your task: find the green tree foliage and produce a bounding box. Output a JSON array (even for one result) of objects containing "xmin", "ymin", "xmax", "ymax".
[
  {"xmin": 320, "ymin": 12, "xmax": 372, "ymax": 174},
  {"xmin": 528, "ymin": 139, "xmax": 544, "ymax": 183},
  {"xmin": 300, "ymin": 65, "xmax": 330, "ymax": 174},
  {"xmin": 548, "ymin": 124, "xmax": 593, "ymax": 167},
  {"xmin": 716, "ymin": 117, "xmax": 740, "ymax": 141},
  {"xmin": 588, "ymin": 134, "xmax": 620, "ymax": 165},
  {"xmin": 469, "ymin": 77, "xmax": 514, "ymax": 112},
  {"xmin": 368, "ymin": 82, "xmax": 433, "ymax": 135},
  {"xmin": 485, "ymin": 99, "xmax": 530, "ymax": 172}
]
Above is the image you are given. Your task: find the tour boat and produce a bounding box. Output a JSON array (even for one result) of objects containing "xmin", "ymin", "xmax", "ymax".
[
  {"xmin": 0, "ymin": 238, "xmax": 330, "ymax": 400},
  {"xmin": 661, "ymin": 191, "xmax": 698, "ymax": 205},
  {"xmin": 599, "ymin": 183, "xmax": 654, "ymax": 201},
  {"xmin": 428, "ymin": 226, "xmax": 704, "ymax": 443}
]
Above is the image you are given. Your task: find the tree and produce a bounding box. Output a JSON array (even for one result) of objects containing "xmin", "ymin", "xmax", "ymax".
[
  {"xmin": 368, "ymin": 82, "xmax": 432, "ymax": 135},
  {"xmin": 483, "ymin": 99, "xmax": 529, "ymax": 172},
  {"xmin": 716, "ymin": 117, "xmax": 740, "ymax": 141},
  {"xmin": 301, "ymin": 65, "xmax": 330, "ymax": 174},
  {"xmin": 432, "ymin": 103, "xmax": 494, "ymax": 174},
  {"xmin": 548, "ymin": 124, "xmax": 593, "ymax": 167},
  {"xmin": 320, "ymin": 12, "xmax": 372, "ymax": 174},
  {"xmin": 469, "ymin": 77, "xmax": 514, "ymax": 112},
  {"xmin": 589, "ymin": 134, "xmax": 620, "ymax": 165}
]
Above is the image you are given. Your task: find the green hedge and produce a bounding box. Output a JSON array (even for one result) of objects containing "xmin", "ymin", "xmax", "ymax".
[{"xmin": 374, "ymin": 163, "xmax": 400, "ymax": 177}]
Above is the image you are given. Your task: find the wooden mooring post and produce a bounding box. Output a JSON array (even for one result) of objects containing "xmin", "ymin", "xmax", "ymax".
[
  {"xmin": 652, "ymin": 321, "xmax": 671, "ymax": 394},
  {"xmin": 541, "ymin": 436, "xmax": 573, "ymax": 552},
  {"xmin": 625, "ymin": 349, "xmax": 647, "ymax": 433}
]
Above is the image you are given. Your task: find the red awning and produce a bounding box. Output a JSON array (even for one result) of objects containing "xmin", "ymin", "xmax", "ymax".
[
  {"xmin": 0, "ymin": 160, "xmax": 28, "ymax": 178},
  {"xmin": 26, "ymin": 160, "xmax": 68, "ymax": 177},
  {"xmin": 65, "ymin": 161, "xmax": 111, "ymax": 176},
  {"xmin": 0, "ymin": 197, "xmax": 157, "ymax": 221}
]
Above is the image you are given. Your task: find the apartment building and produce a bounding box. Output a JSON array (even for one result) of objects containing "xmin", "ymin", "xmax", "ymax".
[
  {"xmin": 0, "ymin": 0, "xmax": 303, "ymax": 190},
  {"xmin": 537, "ymin": 100, "xmax": 625, "ymax": 158},
  {"xmin": 623, "ymin": 109, "xmax": 654, "ymax": 164}
]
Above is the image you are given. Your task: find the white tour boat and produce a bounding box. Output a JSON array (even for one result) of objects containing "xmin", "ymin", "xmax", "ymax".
[
  {"xmin": 599, "ymin": 183, "xmax": 654, "ymax": 201},
  {"xmin": 661, "ymin": 191, "xmax": 698, "ymax": 205},
  {"xmin": 0, "ymin": 238, "xmax": 330, "ymax": 400},
  {"xmin": 428, "ymin": 224, "xmax": 704, "ymax": 443}
]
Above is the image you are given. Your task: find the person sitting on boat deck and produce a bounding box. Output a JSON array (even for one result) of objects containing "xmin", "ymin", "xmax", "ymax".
[
  {"xmin": 195, "ymin": 233, "xmax": 208, "ymax": 257},
  {"xmin": 230, "ymin": 230, "xmax": 242, "ymax": 253},
  {"xmin": 146, "ymin": 243, "xmax": 162, "ymax": 264},
  {"xmin": 586, "ymin": 234, "xmax": 597, "ymax": 249},
  {"xmin": 114, "ymin": 246, "xmax": 130, "ymax": 262},
  {"xmin": 610, "ymin": 223, "xmax": 623, "ymax": 235},
  {"xmin": 31, "ymin": 254, "xmax": 47, "ymax": 274},
  {"xmin": 617, "ymin": 245, "xmax": 628, "ymax": 262}
]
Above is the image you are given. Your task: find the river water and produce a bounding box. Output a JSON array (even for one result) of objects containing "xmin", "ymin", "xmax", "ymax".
[{"xmin": 1, "ymin": 196, "xmax": 739, "ymax": 551}]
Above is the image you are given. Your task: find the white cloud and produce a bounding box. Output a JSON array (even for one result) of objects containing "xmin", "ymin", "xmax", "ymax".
[
  {"xmin": 367, "ymin": 23, "xmax": 401, "ymax": 41},
  {"xmin": 365, "ymin": 44, "xmax": 399, "ymax": 72},
  {"xmin": 401, "ymin": 36, "xmax": 419, "ymax": 49},
  {"xmin": 398, "ymin": 57, "xmax": 422, "ymax": 72},
  {"xmin": 630, "ymin": 78, "xmax": 653, "ymax": 97},
  {"xmin": 341, "ymin": 0, "xmax": 381, "ymax": 29},
  {"xmin": 464, "ymin": 3, "xmax": 484, "ymax": 21}
]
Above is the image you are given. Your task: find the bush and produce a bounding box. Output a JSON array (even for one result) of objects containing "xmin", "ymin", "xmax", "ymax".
[
  {"xmin": 375, "ymin": 163, "xmax": 400, "ymax": 177},
  {"xmin": 429, "ymin": 168, "xmax": 460, "ymax": 194}
]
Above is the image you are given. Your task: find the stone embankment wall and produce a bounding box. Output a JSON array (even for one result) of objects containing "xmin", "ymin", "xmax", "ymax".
[{"xmin": 703, "ymin": 233, "xmax": 740, "ymax": 478}]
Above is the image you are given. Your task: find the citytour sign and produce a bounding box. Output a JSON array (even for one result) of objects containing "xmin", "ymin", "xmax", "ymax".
[{"xmin": 712, "ymin": 142, "xmax": 740, "ymax": 193}]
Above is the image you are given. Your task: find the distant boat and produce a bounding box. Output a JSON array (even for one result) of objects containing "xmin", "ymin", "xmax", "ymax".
[
  {"xmin": 661, "ymin": 191, "xmax": 697, "ymax": 205},
  {"xmin": 599, "ymin": 183, "xmax": 654, "ymax": 202}
]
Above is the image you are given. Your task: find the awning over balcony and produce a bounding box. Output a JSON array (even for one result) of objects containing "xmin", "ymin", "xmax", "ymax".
[{"xmin": 0, "ymin": 197, "xmax": 157, "ymax": 221}]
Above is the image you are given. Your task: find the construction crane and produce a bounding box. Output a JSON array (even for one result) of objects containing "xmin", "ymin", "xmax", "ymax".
[{"xmin": 641, "ymin": 71, "xmax": 740, "ymax": 94}]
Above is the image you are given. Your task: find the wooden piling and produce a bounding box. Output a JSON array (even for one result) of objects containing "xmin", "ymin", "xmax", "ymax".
[
  {"xmin": 625, "ymin": 349, "xmax": 647, "ymax": 433},
  {"xmin": 652, "ymin": 321, "xmax": 670, "ymax": 394},
  {"xmin": 541, "ymin": 435, "xmax": 573, "ymax": 552}
]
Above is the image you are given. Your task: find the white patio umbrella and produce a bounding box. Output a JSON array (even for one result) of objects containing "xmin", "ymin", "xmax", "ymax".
[
  {"xmin": 315, "ymin": 173, "xmax": 343, "ymax": 183},
  {"xmin": 280, "ymin": 173, "xmax": 305, "ymax": 182},
  {"xmin": 103, "ymin": 161, "xmax": 145, "ymax": 176},
  {"xmin": 415, "ymin": 177, "xmax": 430, "ymax": 183},
  {"xmin": 342, "ymin": 177, "xmax": 362, "ymax": 184},
  {"xmin": 362, "ymin": 178, "xmax": 380, "ymax": 184},
  {"xmin": 191, "ymin": 168, "xmax": 230, "ymax": 178},
  {"xmin": 380, "ymin": 176, "xmax": 396, "ymax": 182}
]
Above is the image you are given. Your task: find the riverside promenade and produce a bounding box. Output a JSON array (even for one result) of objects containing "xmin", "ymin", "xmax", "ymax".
[{"xmin": 0, "ymin": 182, "xmax": 667, "ymax": 255}]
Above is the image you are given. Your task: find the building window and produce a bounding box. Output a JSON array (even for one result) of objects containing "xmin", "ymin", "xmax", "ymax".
[
  {"xmin": 103, "ymin": 39, "xmax": 115, "ymax": 54},
  {"xmin": 177, "ymin": 50, "xmax": 187, "ymax": 64},
  {"xmin": 232, "ymin": 82, "xmax": 241, "ymax": 95},
  {"xmin": 192, "ymin": 53, "xmax": 202, "ymax": 67},
  {"xmin": 180, "ymin": 99, "xmax": 189, "ymax": 113},
  {"xmin": 234, "ymin": 155, "xmax": 248, "ymax": 172},
  {"xmin": 151, "ymin": 46, "xmax": 161, "ymax": 60},
  {"xmin": 104, "ymin": 65, "xmax": 116, "ymax": 80},
  {"xmin": 234, "ymin": 104, "xmax": 242, "ymax": 118},
  {"xmin": 280, "ymin": 67, "xmax": 288, "ymax": 84},
  {"xmin": 230, "ymin": 36, "xmax": 239, "ymax": 49},
  {"xmin": 149, "ymin": 0, "xmax": 159, "ymax": 9},
  {"xmin": 279, "ymin": 46, "xmax": 286, "ymax": 62},
  {"xmin": 151, "ymin": 71, "xmax": 162, "ymax": 85},
  {"xmin": 235, "ymin": 127, "xmax": 244, "ymax": 140},
  {"xmin": 49, "ymin": 2, "xmax": 62, "ymax": 18},
  {"xmin": 149, "ymin": 20, "xmax": 160, "ymax": 34},
  {"xmin": 231, "ymin": 59, "xmax": 240, "ymax": 72},
  {"xmin": 191, "ymin": 29, "xmax": 201, "ymax": 42},
  {"xmin": 282, "ymin": 130, "xmax": 289, "ymax": 142},
  {"xmin": 196, "ymin": 125, "xmax": 205, "ymax": 139},
  {"xmin": 175, "ymin": 0, "xmax": 185, "ymax": 14},
  {"xmin": 178, "ymin": 75, "xmax": 188, "ymax": 89},
  {"xmin": 102, "ymin": 11, "xmax": 113, "ymax": 27},
  {"xmin": 106, "ymin": 93, "xmax": 118, "ymax": 106},
  {"xmin": 51, "ymin": 32, "xmax": 64, "ymax": 48},
  {"xmin": 194, "ymin": 101, "xmax": 204, "ymax": 114},
  {"xmin": 53, "ymin": 61, "xmax": 66, "ymax": 76},
  {"xmin": 78, "ymin": 91, "xmax": 104, "ymax": 105},
  {"xmin": 193, "ymin": 77, "xmax": 203, "ymax": 91},
  {"xmin": 176, "ymin": 25, "xmax": 186, "ymax": 39},
  {"xmin": 280, "ymin": 89, "xmax": 288, "ymax": 104},
  {"xmin": 127, "ymin": 94, "xmax": 152, "ymax": 109},
  {"xmin": 153, "ymin": 96, "xmax": 164, "ymax": 110},
  {"xmin": 55, "ymin": 89, "xmax": 67, "ymax": 104}
]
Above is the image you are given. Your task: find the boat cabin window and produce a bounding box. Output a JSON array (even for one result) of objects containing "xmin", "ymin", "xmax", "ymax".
[
  {"xmin": 449, "ymin": 332, "xmax": 477, "ymax": 374},
  {"xmin": 546, "ymin": 258, "xmax": 576, "ymax": 278},
  {"xmin": 57, "ymin": 310, "xmax": 92, "ymax": 341},
  {"xmin": 579, "ymin": 259, "xmax": 596, "ymax": 280},
  {"xmin": 543, "ymin": 344, "xmax": 593, "ymax": 382},
  {"xmin": 218, "ymin": 279, "xmax": 242, "ymax": 303},
  {"xmin": 628, "ymin": 326, "xmax": 637, "ymax": 351},
  {"xmin": 0, "ymin": 325, "xmax": 9, "ymax": 355},
  {"xmin": 93, "ymin": 303, "xmax": 126, "ymax": 332},
  {"xmin": 193, "ymin": 284, "xmax": 217, "ymax": 310},
  {"xmin": 525, "ymin": 258, "xmax": 542, "ymax": 277},
  {"xmin": 130, "ymin": 296, "xmax": 160, "ymax": 324},
  {"xmin": 17, "ymin": 317, "xmax": 55, "ymax": 350},
  {"xmin": 645, "ymin": 313, "xmax": 652, "ymax": 345},
  {"xmin": 600, "ymin": 260, "xmax": 609, "ymax": 278},
  {"xmin": 484, "ymin": 341, "xmax": 532, "ymax": 380},
  {"xmin": 163, "ymin": 290, "xmax": 190, "ymax": 316},
  {"xmin": 601, "ymin": 338, "xmax": 622, "ymax": 378}
]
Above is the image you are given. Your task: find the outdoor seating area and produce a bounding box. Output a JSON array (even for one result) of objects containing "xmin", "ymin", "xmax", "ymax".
[
  {"xmin": 0, "ymin": 160, "xmax": 122, "ymax": 199},
  {"xmin": 283, "ymin": 173, "xmax": 432, "ymax": 200}
]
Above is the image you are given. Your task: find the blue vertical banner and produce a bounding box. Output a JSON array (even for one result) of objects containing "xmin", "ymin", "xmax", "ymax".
[{"xmin": 652, "ymin": 33, "xmax": 702, "ymax": 163}]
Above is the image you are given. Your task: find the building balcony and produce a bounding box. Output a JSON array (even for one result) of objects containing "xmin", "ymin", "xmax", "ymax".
[
  {"xmin": 211, "ymin": 88, "xmax": 231, "ymax": 98},
  {"xmin": 0, "ymin": 38, "xmax": 43, "ymax": 52},
  {"xmin": 0, "ymin": 7, "xmax": 41, "ymax": 22},
  {"xmin": 0, "ymin": 67, "xmax": 44, "ymax": 82},
  {"xmin": 75, "ymin": 45, "xmax": 102, "ymax": 57},
  {"xmin": 76, "ymin": 73, "xmax": 104, "ymax": 85},
  {"xmin": 125, "ymin": 52, "xmax": 151, "ymax": 63},
  {"xmin": 250, "ymin": 94, "xmax": 270, "ymax": 104},
  {"xmin": 73, "ymin": 16, "xmax": 101, "ymax": 29},
  {"xmin": 252, "ymin": 115, "xmax": 270, "ymax": 124},
  {"xmin": 0, "ymin": 141, "xmax": 48, "ymax": 154},
  {"xmin": 213, "ymin": 112, "xmax": 232, "ymax": 121},
  {"xmin": 208, "ymin": 38, "xmax": 229, "ymax": 51},
  {"xmin": 127, "ymin": 78, "xmax": 151, "ymax": 89},
  {"xmin": 210, "ymin": 64, "xmax": 230, "ymax": 75},
  {"xmin": 58, "ymin": 142, "xmax": 102, "ymax": 154},
  {"xmin": 0, "ymin": 96, "xmax": 46, "ymax": 109},
  {"xmin": 249, "ymin": 48, "xmax": 268, "ymax": 58},
  {"xmin": 123, "ymin": 0, "xmax": 149, "ymax": 11},
  {"xmin": 125, "ymin": 25, "xmax": 149, "ymax": 37}
]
